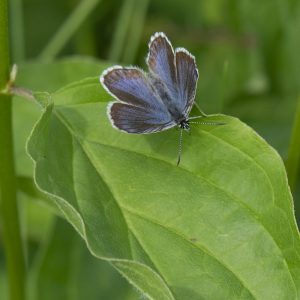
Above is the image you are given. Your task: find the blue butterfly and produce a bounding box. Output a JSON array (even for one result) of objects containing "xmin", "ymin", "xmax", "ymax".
[{"xmin": 100, "ymin": 32, "xmax": 222, "ymax": 165}]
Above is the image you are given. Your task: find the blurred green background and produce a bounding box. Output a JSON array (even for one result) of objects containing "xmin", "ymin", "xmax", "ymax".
[
  {"xmin": 1, "ymin": 0, "xmax": 300, "ymax": 299},
  {"xmin": 17, "ymin": 0, "xmax": 300, "ymax": 156}
]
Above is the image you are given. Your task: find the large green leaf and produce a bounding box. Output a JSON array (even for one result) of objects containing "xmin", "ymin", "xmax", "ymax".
[{"xmin": 27, "ymin": 77, "xmax": 300, "ymax": 299}]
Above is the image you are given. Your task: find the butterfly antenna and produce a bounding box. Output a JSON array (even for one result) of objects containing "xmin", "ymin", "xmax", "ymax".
[
  {"xmin": 189, "ymin": 121, "xmax": 225, "ymax": 125},
  {"xmin": 177, "ymin": 129, "xmax": 183, "ymax": 166}
]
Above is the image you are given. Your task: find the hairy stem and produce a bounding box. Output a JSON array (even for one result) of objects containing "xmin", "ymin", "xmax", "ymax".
[{"xmin": 0, "ymin": 0, "xmax": 26, "ymax": 299}]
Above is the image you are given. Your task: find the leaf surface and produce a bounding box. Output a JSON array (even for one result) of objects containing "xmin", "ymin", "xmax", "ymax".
[{"xmin": 27, "ymin": 77, "xmax": 300, "ymax": 299}]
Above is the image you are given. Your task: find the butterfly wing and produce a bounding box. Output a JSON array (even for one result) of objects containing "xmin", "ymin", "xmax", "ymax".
[
  {"xmin": 147, "ymin": 32, "xmax": 178, "ymax": 102},
  {"xmin": 100, "ymin": 66, "xmax": 176, "ymax": 134},
  {"xmin": 175, "ymin": 48, "xmax": 199, "ymax": 115},
  {"xmin": 108, "ymin": 102, "xmax": 175, "ymax": 134},
  {"xmin": 147, "ymin": 32, "xmax": 198, "ymax": 115}
]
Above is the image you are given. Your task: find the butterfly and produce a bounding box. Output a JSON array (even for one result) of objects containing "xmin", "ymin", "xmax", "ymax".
[{"xmin": 100, "ymin": 32, "xmax": 222, "ymax": 165}]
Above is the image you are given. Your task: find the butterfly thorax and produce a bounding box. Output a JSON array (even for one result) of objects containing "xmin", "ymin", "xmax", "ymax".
[
  {"xmin": 179, "ymin": 119, "xmax": 190, "ymax": 131},
  {"xmin": 149, "ymin": 74, "xmax": 186, "ymax": 123}
]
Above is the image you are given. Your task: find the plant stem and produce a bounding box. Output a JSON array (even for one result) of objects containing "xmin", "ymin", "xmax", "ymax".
[
  {"xmin": 108, "ymin": 0, "xmax": 135, "ymax": 62},
  {"xmin": 39, "ymin": 0, "xmax": 102, "ymax": 61},
  {"xmin": 122, "ymin": 0, "xmax": 149, "ymax": 64},
  {"xmin": 0, "ymin": 0, "xmax": 9, "ymax": 85},
  {"xmin": 286, "ymin": 96, "xmax": 300, "ymax": 192},
  {"xmin": 0, "ymin": 0, "xmax": 26, "ymax": 299}
]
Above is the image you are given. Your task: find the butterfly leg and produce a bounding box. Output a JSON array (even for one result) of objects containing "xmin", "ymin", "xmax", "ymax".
[
  {"xmin": 188, "ymin": 115, "xmax": 205, "ymax": 120},
  {"xmin": 193, "ymin": 102, "xmax": 207, "ymax": 117},
  {"xmin": 177, "ymin": 128, "xmax": 184, "ymax": 166}
]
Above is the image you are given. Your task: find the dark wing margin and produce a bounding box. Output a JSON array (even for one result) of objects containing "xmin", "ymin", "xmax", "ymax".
[
  {"xmin": 175, "ymin": 48, "xmax": 199, "ymax": 115},
  {"xmin": 108, "ymin": 102, "xmax": 176, "ymax": 134},
  {"xmin": 146, "ymin": 32, "xmax": 178, "ymax": 99}
]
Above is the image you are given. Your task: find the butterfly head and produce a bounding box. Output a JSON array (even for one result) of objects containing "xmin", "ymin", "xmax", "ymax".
[{"xmin": 179, "ymin": 119, "xmax": 190, "ymax": 131}]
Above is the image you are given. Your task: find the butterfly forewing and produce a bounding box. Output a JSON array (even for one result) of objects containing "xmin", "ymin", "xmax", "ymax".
[
  {"xmin": 175, "ymin": 48, "xmax": 199, "ymax": 115},
  {"xmin": 147, "ymin": 33, "xmax": 199, "ymax": 116},
  {"xmin": 147, "ymin": 33, "xmax": 178, "ymax": 101}
]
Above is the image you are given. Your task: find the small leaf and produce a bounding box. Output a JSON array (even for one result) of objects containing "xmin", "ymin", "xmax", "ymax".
[
  {"xmin": 33, "ymin": 91, "xmax": 52, "ymax": 108},
  {"xmin": 27, "ymin": 78, "xmax": 300, "ymax": 299}
]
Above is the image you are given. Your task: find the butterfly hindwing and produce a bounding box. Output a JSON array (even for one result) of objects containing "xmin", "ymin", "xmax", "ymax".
[
  {"xmin": 108, "ymin": 102, "xmax": 176, "ymax": 134},
  {"xmin": 101, "ymin": 66, "xmax": 159, "ymax": 109}
]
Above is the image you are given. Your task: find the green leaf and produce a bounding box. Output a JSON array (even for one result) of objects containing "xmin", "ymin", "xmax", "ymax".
[
  {"xmin": 14, "ymin": 57, "xmax": 109, "ymax": 178},
  {"xmin": 33, "ymin": 92, "xmax": 52, "ymax": 108},
  {"xmin": 27, "ymin": 77, "xmax": 300, "ymax": 299}
]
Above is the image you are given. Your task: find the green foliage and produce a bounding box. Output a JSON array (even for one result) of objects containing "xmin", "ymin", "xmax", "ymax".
[
  {"xmin": 24, "ymin": 66, "xmax": 300, "ymax": 299},
  {"xmin": 1, "ymin": 0, "xmax": 300, "ymax": 298},
  {"xmin": 32, "ymin": 218, "xmax": 137, "ymax": 300}
]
